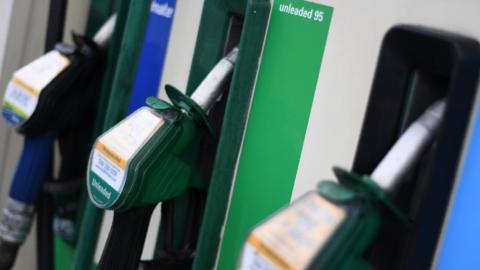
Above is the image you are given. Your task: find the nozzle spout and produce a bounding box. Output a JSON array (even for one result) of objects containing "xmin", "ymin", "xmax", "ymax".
[
  {"xmin": 93, "ymin": 14, "xmax": 117, "ymax": 48},
  {"xmin": 190, "ymin": 47, "xmax": 239, "ymax": 112},
  {"xmin": 371, "ymin": 99, "xmax": 447, "ymax": 192}
]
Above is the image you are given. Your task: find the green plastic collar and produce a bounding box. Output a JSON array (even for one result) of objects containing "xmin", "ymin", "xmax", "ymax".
[
  {"xmin": 146, "ymin": 96, "xmax": 172, "ymax": 111},
  {"xmin": 333, "ymin": 167, "xmax": 411, "ymax": 228},
  {"xmin": 317, "ymin": 180, "xmax": 357, "ymax": 203},
  {"xmin": 158, "ymin": 85, "xmax": 214, "ymax": 135}
]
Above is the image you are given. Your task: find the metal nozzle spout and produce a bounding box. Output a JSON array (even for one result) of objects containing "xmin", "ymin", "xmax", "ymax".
[
  {"xmin": 371, "ymin": 99, "xmax": 447, "ymax": 192},
  {"xmin": 93, "ymin": 14, "xmax": 117, "ymax": 48},
  {"xmin": 190, "ymin": 47, "xmax": 239, "ymax": 113}
]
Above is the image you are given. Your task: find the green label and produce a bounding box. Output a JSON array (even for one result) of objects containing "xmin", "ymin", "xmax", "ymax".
[
  {"xmin": 88, "ymin": 170, "xmax": 121, "ymax": 209},
  {"xmin": 217, "ymin": 0, "xmax": 333, "ymax": 268}
]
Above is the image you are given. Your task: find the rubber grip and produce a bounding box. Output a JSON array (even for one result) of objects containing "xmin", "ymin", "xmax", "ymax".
[
  {"xmin": 98, "ymin": 205, "xmax": 155, "ymax": 270},
  {"xmin": 9, "ymin": 132, "xmax": 56, "ymax": 203}
]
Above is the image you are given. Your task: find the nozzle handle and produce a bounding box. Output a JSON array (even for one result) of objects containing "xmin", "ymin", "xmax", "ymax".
[
  {"xmin": 371, "ymin": 99, "xmax": 446, "ymax": 192},
  {"xmin": 98, "ymin": 205, "xmax": 155, "ymax": 270}
]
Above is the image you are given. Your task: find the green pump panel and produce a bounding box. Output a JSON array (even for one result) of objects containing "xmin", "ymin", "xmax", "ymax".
[{"xmin": 194, "ymin": 1, "xmax": 334, "ymax": 269}]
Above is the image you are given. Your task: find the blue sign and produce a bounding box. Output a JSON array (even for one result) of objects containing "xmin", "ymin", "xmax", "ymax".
[
  {"xmin": 128, "ymin": 0, "xmax": 176, "ymax": 114},
  {"xmin": 436, "ymin": 96, "xmax": 480, "ymax": 269}
]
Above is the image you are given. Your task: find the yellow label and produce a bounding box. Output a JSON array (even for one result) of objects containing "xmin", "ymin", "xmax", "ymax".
[
  {"xmin": 95, "ymin": 142, "xmax": 127, "ymax": 169},
  {"xmin": 240, "ymin": 192, "xmax": 346, "ymax": 270}
]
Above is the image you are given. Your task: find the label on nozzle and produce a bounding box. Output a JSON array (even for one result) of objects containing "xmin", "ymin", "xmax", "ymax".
[
  {"xmin": 88, "ymin": 107, "xmax": 164, "ymax": 208},
  {"xmin": 239, "ymin": 192, "xmax": 346, "ymax": 270},
  {"xmin": 2, "ymin": 51, "xmax": 70, "ymax": 126}
]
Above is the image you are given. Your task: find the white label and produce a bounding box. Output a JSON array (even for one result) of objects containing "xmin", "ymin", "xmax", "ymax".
[
  {"xmin": 91, "ymin": 107, "xmax": 164, "ymax": 191},
  {"xmin": 150, "ymin": 1, "xmax": 175, "ymax": 18},
  {"xmin": 91, "ymin": 150, "xmax": 125, "ymax": 191},
  {"xmin": 3, "ymin": 82, "xmax": 38, "ymax": 118},
  {"xmin": 2, "ymin": 50, "xmax": 70, "ymax": 125},
  {"xmin": 14, "ymin": 50, "xmax": 70, "ymax": 93}
]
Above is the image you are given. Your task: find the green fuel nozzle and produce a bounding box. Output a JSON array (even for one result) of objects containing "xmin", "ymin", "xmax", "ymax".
[
  {"xmin": 89, "ymin": 47, "xmax": 238, "ymax": 270},
  {"xmin": 239, "ymin": 99, "xmax": 447, "ymax": 270},
  {"xmin": 87, "ymin": 46, "xmax": 238, "ymax": 211}
]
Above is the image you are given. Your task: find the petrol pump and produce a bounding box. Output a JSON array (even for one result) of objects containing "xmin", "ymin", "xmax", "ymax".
[
  {"xmin": 3, "ymin": 0, "xmax": 480, "ymax": 269},
  {"xmin": 84, "ymin": 0, "xmax": 271, "ymax": 269},
  {"xmin": 239, "ymin": 25, "xmax": 480, "ymax": 269}
]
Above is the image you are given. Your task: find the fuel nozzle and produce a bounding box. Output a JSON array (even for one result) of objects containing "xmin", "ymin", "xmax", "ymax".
[
  {"xmin": 94, "ymin": 47, "xmax": 240, "ymax": 270},
  {"xmin": 0, "ymin": 14, "xmax": 117, "ymax": 270}
]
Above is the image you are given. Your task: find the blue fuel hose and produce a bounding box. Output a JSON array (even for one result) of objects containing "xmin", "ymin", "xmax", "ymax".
[
  {"xmin": 9, "ymin": 133, "xmax": 56, "ymax": 203},
  {"xmin": 0, "ymin": 132, "xmax": 55, "ymax": 270}
]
